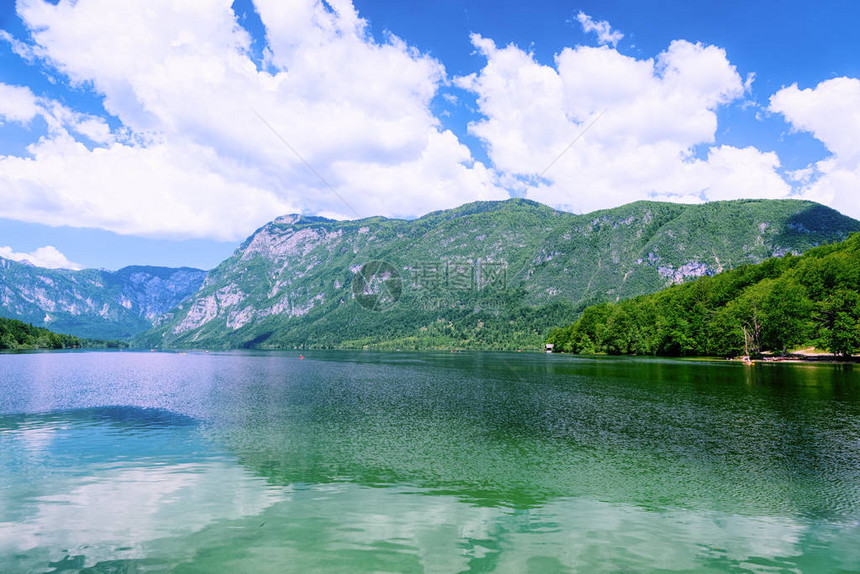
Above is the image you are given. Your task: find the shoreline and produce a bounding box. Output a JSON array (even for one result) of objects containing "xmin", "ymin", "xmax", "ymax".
[
  {"xmin": 734, "ymin": 353, "xmax": 860, "ymax": 364},
  {"xmin": 546, "ymin": 350, "xmax": 860, "ymax": 364}
]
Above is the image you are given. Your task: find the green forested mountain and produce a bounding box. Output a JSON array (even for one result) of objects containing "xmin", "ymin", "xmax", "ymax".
[
  {"xmin": 136, "ymin": 198, "xmax": 860, "ymax": 350},
  {"xmin": 547, "ymin": 232, "xmax": 860, "ymax": 357},
  {"xmin": 0, "ymin": 260, "xmax": 206, "ymax": 339}
]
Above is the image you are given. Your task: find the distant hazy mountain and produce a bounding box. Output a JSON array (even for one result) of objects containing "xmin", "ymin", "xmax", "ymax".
[
  {"xmin": 136, "ymin": 198, "xmax": 860, "ymax": 350},
  {"xmin": 0, "ymin": 261, "xmax": 206, "ymax": 339}
]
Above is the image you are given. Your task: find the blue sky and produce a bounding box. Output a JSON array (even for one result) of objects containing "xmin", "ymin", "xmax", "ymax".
[{"xmin": 1, "ymin": 0, "xmax": 859, "ymax": 270}]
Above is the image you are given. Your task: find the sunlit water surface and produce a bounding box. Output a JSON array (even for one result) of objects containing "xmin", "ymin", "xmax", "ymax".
[{"xmin": 1, "ymin": 351, "xmax": 859, "ymax": 572}]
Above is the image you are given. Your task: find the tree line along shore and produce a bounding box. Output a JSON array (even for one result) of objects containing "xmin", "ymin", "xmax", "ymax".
[
  {"xmin": 0, "ymin": 317, "xmax": 126, "ymax": 351},
  {"xmin": 546, "ymin": 233, "xmax": 860, "ymax": 359}
]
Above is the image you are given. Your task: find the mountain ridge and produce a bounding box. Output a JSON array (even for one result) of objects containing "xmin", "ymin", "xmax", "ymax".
[
  {"xmin": 0, "ymin": 260, "xmax": 207, "ymax": 339},
  {"xmin": 135, "ymin": 197, "xmax": 860, "ymax": 350},
  {"xmin": 3, "ymin": 197, "xmax": 857, "ymax": 347}
]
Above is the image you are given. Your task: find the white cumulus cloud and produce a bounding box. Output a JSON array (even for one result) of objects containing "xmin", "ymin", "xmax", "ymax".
[
  {"xmin": 0, "ymin": 82, "xmax": 40, "ymax": 124},
  {"xmin": 0, "ymin": 0, "xmax": 506, "ymax": 240},
  {"xmin": 0, "ymin": 0, "xmax": 854, "ymax": 242},
  {"xmin": 770, "ymin": 77, "xmax": 860, "ymax": 219},
  {"xmin": 0, "ymin": 82, "xmax": 111, "ymax": 141},
  {"xmin": 576, "ymin": 12, "xmax": 624, "ymax": 47},
  {"xmin": 0, "ymin": 245, "xmax": 83, "ymax": 270},
  {"xmin": 456, "ymin": 36, "xmax": 793, "ymax": 214}
]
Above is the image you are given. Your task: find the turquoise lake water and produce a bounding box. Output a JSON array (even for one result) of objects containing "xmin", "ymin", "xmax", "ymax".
[{"xmin": 1, "ymin": 351, "xmax": 859, "ymax": 572}]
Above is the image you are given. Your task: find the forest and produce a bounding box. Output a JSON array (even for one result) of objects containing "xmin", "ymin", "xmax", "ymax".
[
  {"xmin": 546, "ymin": 233, "xmax": 860, "ymax": 357},
  {"xmin": 0, "ymin": 317, "xmax": 126, "ymax": 350},
  {"xmin": 0, "ymin": 317, "xmax": 83, "ymax": 350}
]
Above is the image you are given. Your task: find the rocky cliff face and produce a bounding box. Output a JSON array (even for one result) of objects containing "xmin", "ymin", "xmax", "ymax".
[
  {"xmin": 0, "ymin": 262, "xmax": 206, "ymax": 339},
  {"xmin": 137, "ymin": 198, "xmax": 860, "ymax": 349}
]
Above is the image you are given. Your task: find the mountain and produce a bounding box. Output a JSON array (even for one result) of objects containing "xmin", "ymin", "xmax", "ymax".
[
  {"xmin": 0, "ymin": 261, "xmax": 207, "ymax": 339},
  {"xmin": 546, "ymin": 231, "xmax": 860, "ymax": 357},
  {"xmin": 136, "ymin": 198, "xmax": 860, "ymax": 350}
]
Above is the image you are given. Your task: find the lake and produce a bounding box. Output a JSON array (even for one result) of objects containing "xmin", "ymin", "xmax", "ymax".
[{"xmin": 1, "ymin": 351, "xmax": 859, "ymax": 572}]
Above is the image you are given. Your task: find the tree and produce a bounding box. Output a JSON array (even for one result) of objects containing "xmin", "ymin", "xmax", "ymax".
[
  {"xmin": 761, "ymin": 279, "xmax": 811, "ymax": 355},
  {"xmin": 577, "ymin": 333, "xmax": 596, "ymax": 354},
  {"xmin": 603, "ymin": 308, "xmax": 634, "ymax": 355},
  {"xmin": 815, "ymin": 288, "xmax": 860, "ymax": 356}
]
